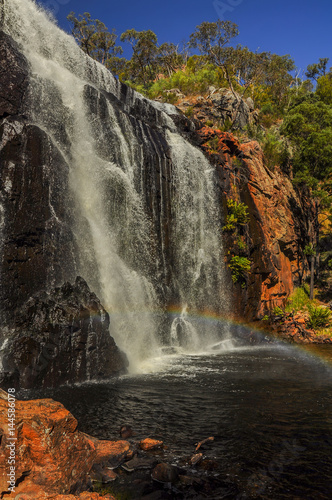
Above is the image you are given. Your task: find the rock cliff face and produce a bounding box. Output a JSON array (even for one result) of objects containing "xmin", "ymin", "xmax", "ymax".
[
  {"xmin": 195, "ymin": 128, "xmax": 316, "ymax": 319},
  {"xmin": 162, "ymin": 87, "xmax": 258, "ymax": 130},
  {"xmin": 0, "ymin": 32, "xmax": 77, "ymax": 323}
]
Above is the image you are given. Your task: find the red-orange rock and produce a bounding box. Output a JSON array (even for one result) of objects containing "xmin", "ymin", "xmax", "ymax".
[
  {"xmin": 0, "ymin": 390, "xmax": 130, "ymax": 498},
  {"xmin": 139, "ymin": 438, "xmax": 163, "ymax": 451},
  {"xmin": 197, "ymin": 128, "xmax": 317, "ymax": 321}
]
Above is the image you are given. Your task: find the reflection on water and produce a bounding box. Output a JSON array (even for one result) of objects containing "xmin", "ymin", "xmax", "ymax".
[{"xmin": 19, "ymin": 344, "xmax": 332, "ymax": 499}]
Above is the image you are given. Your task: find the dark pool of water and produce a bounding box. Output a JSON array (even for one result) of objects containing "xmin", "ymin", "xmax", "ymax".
[{"xmin": 19, "ymin": 344, "xmax": 332, "ymax": 499}]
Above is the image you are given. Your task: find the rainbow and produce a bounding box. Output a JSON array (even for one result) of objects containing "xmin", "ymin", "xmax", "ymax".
[{"xmin": 103, "ymin": 303, "xmax": 332, "ymax": 366}]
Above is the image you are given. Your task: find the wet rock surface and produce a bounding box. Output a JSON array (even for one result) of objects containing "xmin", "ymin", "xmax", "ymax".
[
  {"xmin": 0, "ymin": 32, "xmax": 29, "ymax": 117},
  {"xmin": 0, "ymin": 277, "xmax": 127, "ymax": 389}
]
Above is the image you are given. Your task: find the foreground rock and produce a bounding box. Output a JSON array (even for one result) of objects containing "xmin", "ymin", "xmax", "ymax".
[
  {"xmin": 0, "ymin": 277, "xmax": 127, "ymax": 389},
  {"xmin": 0, "ymin": 389, "xmax": 127, "ymax": 498},
  {"xmin": 0, "ymin": 390, "xmax": 239, "ymax": 499}
]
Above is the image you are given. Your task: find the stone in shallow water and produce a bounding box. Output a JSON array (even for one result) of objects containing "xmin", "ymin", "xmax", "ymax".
[
  {"xmin": 90, "ymin": 464, "xmax": 117, "ymax": 483},
  {"xmin": 122, "ymin": 457, "xmax": 158, "ymax": 472},
  {"xmin": 120, "ymin": 424, "xmax": 134, "ymax": 439},
  {"xmin": 151, "ymin": 463, "xmax": 179, "ymax": 484},
  {"xmin": 189, "ymin": 453, "xmax": 203, "ymax": 466},
  {"xmin": 139, "ymin": 438, "xmax": 163, "ymax": 451}
]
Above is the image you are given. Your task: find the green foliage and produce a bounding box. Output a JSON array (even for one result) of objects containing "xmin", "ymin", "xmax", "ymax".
[
  {"xmin": 237, "ymin": 236, "xmax": 247, "ymax": 252},
  {"xmin": 220, "ymin": 117, "xmax": 233, "ymax": 132},
  {"xmin": 184, "ymin": 106, "xmax": 194, "ymax": 118},
  {"xmin": 328, "ymin": 259, "xmax": 332, "ymax": 270},
  {"xmin": 223, "ymin": 198, "xmax": 250, "ymax": 231},
  {"xmin": 272, "ymin": 306, "xmax": 284, "ymax": 317},
  {"xmin": 262, "ymin": 315, "xmax": 270, "ymax": 321},
  {"xmin": 206, "ymin": 134, "xmax": 219, "ymax": 152},
  {"xmin": 244, "ymin": 123, "xmax": 264, "ymax": 142},
  {"xmin": 285, "ymin": 286, "xmax": 311, "ymax": 313},
  {"xmin": 262, "ymin": 130, "xmax": 288, "ymax": 169},
  {"xmin": 304, "ymin": 244, "xmax": 316, "ymax": 257},
  {"xmin": 147, "ymin": 60, "xmax": 223, "ymax": 98},
  {"xmin": 306, "ymin": 304, "xmax": 331, "ymax": 329},
  {"xmin": 305, "ymin": 57, "xmax": 329, "ymax": 82},
  {"xmin": 281, "ymin": 93, "xmax": 332, "ymax": 197},
  {"xmin": 189, "ymin": 19, "xmax": 239, "ymax": 68},
  {"xmin": 229, "ymin": 255, "xmax": 251, "ymax": 286},
  {"xmin": 120, "ymin": 29, "xmax": 159, "ymax": 87},
  {"xmin": 67, "ymin": 12, "xmax": 123, "ymax": 66},
  {"xmin": 316, "ymin": 74, "xmax": 332, "ymax": 105}
]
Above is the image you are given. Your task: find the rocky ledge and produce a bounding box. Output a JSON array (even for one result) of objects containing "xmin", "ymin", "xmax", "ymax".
[
  {"xmin": 0, "ymin": 390, "xmax": 239, "ymax": 499},
  {"xmin": 0, "ymin": 277, "xmax": 127, "ymax": 389},
  {"xmin": 268, "ymin": 312, "xmax": 332, "ymax": 344}
]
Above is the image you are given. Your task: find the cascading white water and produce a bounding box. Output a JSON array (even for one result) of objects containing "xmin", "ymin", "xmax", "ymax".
[{"xmin": 1, "ymin": 0, "xmax": 230, "ymax": 370}]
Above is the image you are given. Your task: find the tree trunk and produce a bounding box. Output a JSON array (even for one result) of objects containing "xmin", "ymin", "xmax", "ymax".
[{"xmin": 310, "ymin": 255, "xmax": 315, "ymax": 300}]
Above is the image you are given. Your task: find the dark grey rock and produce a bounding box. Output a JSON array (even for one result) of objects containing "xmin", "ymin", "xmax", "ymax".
[{"xmin": 0, "ymin": 277, "xmax": 128, "ymax": 389}]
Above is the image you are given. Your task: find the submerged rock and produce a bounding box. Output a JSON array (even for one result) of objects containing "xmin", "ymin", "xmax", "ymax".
[
  {"xmin": 120, "ymin": 424, "xmax": 134, "ymax": 439},
  {"xmin": 151, "ymin": 463, "xmax": 179, "ymax": 484},
  {"xmin": 0, "ymin": 277, "xmax": 128, "ymax": 389}
]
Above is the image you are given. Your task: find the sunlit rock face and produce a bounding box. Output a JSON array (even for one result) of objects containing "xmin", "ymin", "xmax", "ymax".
[
  {"xmin": 0, "ymin": 389, "xmax": 130, "ymax": 497},
  {"xmin": 195, "ymin": 128, "xmax": 317, "ymax": 320}
]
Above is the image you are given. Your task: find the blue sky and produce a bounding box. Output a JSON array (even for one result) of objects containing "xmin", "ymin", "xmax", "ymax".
[{"xmin": 39, "ymin": 0, "xmax": 332, "ymax": 76}]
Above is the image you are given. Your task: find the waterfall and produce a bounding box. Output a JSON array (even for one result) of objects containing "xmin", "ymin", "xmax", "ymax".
[{"xmin": 1, "ymin": 0, "xmax": 229, "ymax": 370}]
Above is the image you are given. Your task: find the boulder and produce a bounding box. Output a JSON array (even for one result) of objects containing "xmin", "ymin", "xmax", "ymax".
[
  {"xmin": 0, "ymin": 390, "xmax": 129, "ymax": 498},
  {"xmin": 139, "ymin": 438, "xmax": 164, "ymax": 451},
  {"xmin": 0, "ymin": 277, "xmax": 128, "ymax": 389},
  {"xmin": 176, "ymin": 88, "xmax": 258, "ymax": 129},
  {"xmin": 151, "ymin": 463, "xmax": 179, "ymax": 484}
]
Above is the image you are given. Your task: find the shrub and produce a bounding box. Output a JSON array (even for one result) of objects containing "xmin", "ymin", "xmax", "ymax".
[
  {"xmin": 206, "ymin": 135, "xmax": 219, "ymax": 153},
  {"xmin": 285, "ymin": 286, "xmax": 311, "ymax": 313},
  {"xmin": 272, "ymin": 306, "xmax": 284, "ymax": 317},
  {"xmin": 184, "ymin": 106, "xmax": 194, "ymax": 118},
  {"xmin": 229, "ymin": 255, "xmax": 251, "ymax": 286},
  {"xmin": 306, "ymin": 304, "xmax": 331, "ymax": 329},
  {"xmin": 223, "ymin": 199, "xmax": 250, "ymax": 231},
  {"xmin": 237, "ymin": 236, "xmax": 247, "ymax": 252}
]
